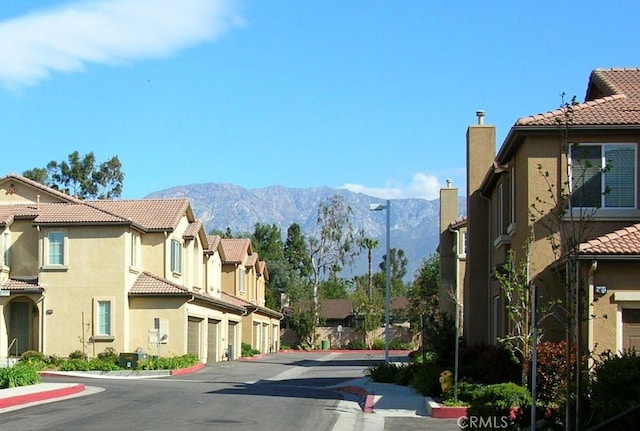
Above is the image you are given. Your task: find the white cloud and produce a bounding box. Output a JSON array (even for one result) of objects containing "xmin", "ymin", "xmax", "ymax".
[
  {"xmin": 341, "ymin": 172, "xmax": 445, "ymax": 200},
  {"xmin": 0, "ymin": 0, "xmax": 244, "ymax": 89}
]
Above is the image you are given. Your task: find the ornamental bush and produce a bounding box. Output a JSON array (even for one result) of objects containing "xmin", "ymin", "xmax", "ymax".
[
  {"xmin": 589, "ymin": 349, "xmax": 640, "ymax": 429},
  {"xmin": 466, "ymin": 383, "xmax": 531, "ymax": 431},
  {"xmin": 0, "ymin": 364, "xmax": 41, "ymax": 388}
]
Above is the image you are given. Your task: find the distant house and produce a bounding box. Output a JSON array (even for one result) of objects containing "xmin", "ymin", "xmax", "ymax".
[{"xmin": 0, "ymin": 173, "xmax": 281, "ymax": 362}]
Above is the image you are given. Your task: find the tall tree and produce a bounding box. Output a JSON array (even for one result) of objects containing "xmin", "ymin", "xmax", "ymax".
[
  {"xmin": 358, "ymin": 237, "xmax": 379, "ymax": 298},
  {"xmin": 307, "ymin": 195, "xmax": 363, "ymax": 338},
  {"xmin": 284, "ymin": 223, "xmax": 312, "ymax": 278},
  {"xmin": 23, "ymin": 151, "xmax": 124, "ymax": 199},
  {"xmin": 376, "ymin": 247, "xmax": 409, "ymax": 297}
]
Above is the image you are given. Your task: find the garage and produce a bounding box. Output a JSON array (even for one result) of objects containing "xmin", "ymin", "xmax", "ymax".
[
  {"xmin": 207, "ymin": 319, "xmax": 220, "ymax": 363},
  {"xmin": 187, "ymin": 317, "xmax": 202, "ymax": 357}
]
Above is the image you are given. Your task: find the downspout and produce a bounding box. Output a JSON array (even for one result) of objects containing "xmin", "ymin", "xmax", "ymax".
[
  {"xmin": 479, "ymin": 190, "xmax": 493, "ymax": 345},
  {"xmin": 448, "ymin": 225, "xmax": 462, "ymax": 402}
]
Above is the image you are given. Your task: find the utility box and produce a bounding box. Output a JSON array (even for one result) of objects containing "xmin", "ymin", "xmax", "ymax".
[{"xmin": 119, "ymin": 352, "xmax": 147, "ymax": 369}]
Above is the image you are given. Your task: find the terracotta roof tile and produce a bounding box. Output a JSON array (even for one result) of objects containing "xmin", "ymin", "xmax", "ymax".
[
  {"xmin": 516, "ymin": 68, "xmax": 640, "ymax": 127},
  {"xmin": 129, "ymin": 272, "xmax": 190, "ymax": 295},
  {"xmin": 183, "ymin": 221, "xmax": 203, "ymax": 239},
  {"xmin": 206, "ymin": 235, "xmax": 221, "ymax": 253},
  {"xmin": 245, "ymin": 253, "xmax": 258, "ymax": 268},
  {"xmin": 88, "ymin": 199, "xmax": 190, "ymax": 231},
  {"xmin": 1, "ymin": 277, "xmax": 44, "ymax": 292},
  {"xmin": 221, "ymin": 291, "xmax": 252, "ymax": 307},
  {"xmin": 1, "ymin": 173, "xmax": 81, "ymax": 203},
  {"xmin": 579, "ymin": 223, "xmax": 640, "ymax": 255},
  {"xmin": 220, "ymin": 238, "xmax": 251, "ymax": 263}
]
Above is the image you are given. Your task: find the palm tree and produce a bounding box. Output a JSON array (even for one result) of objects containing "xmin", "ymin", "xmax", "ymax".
[{"xmin": 359, "ymin": 237, "xmax": 379, "ymax": 299}]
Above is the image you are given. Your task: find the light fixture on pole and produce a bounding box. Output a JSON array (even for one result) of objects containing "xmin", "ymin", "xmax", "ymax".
[{"xmin": 369, "ymin": 200, "xmax": 391, "ymax": 363}]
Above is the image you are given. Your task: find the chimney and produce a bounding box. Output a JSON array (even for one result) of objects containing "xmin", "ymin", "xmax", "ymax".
[
  {"xmin": 446, "ymin": 179, "xmax": 452, "ymax": 188},
  {"xmin": 36, "ymin": 195, "xmax": 40, "ymax": 210},
  {"xmin": 476, "ymin": 110, "xmax": 485, "ymax": 125}
]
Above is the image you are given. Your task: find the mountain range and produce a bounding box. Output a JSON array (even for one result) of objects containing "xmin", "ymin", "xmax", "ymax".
[{"xmin": 146, "ymin": 184, "xmax": 466, "ymax": 281}]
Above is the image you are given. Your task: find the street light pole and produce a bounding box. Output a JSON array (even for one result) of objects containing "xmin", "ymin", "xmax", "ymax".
[{"xmin": 370, "ymin": 200, "xmax": 391, "ymax": 363}]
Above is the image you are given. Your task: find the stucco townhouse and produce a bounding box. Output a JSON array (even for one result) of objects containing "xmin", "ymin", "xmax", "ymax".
[
  {"xmin": 0, "ymin": 173, "xmax": 281, "ymax": 362},
  {"xmin": 457, "ymin": 67, "xmax": 640, "ymax": 355}
]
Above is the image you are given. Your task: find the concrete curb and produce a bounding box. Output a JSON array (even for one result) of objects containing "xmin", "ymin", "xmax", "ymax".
[
  {"xmin": 336, "ymin": 385, "xmax": 375, "ymax": 413},
  {"xmin": 170, "ymin": 363, "xmax": 205, "ymax": 376},
  {"xmin": 0, "ymin": 383, "xmax": 85, "ymax": 409},
  {"xmin": 425, "ymin": 397, "xmax": 468, "ymax": 419}
]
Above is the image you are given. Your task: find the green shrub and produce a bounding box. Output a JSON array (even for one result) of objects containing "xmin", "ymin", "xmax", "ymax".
[
  {"xmin": 97, "ymin": 347, "xmax": 118, "ymax": 362},
  {"xmin": 59, "ymin": 359, "xmax": 92, "ymax": 371},
  {"xmin": 346, "ymin": 340, "xmax": 367, "ymax": 350},
  {"xmin": 20, "ymin": 350, "xmax": 46, "ymax": 363},
  {"xmin": 136, "ymin": 354, "xmax": 199, "ymax": 370},
  {"xmin": 372, "ymin": 338, "xmax": 385, "ymax": 350},
  {"xmin": 68, "ymin": 350, "xmax": 88, "ymax": 361},
  {"xmin": 389, "ymin": 340, "xmax": 413, "ymax": 350},
  {"xmin": 366, "ymin": 362, "xmax": 401, "ymax": 383},
  {"xmin": 241, "ymin": 342, "xmax": 261, "ymax": 357},
  {"xmin": 466, "ymin": 383, "xmax": 531, "ymax": 430},
  {"xmin": 408, "ymin": 364, "xmax": 442, "ymax": 396},
  {"xmin": 590, "ymin": 349, "xmax": 640, "ymax": 428},
  {"xmin": 443, "ymin": 381, "xmax": 485, "ymax": 405},
  {"xmin": 88, "ymin": 358, "xmax": 122, "ymax": 371},
  {"xmin": 0, "ymin": 364, "xmax": 41, "ymax": 388}
]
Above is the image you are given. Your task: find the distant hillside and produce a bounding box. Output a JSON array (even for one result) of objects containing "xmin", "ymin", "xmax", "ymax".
[{"xmin": 146, "ymin": 184, "xmax": 466, "ymax": 281}]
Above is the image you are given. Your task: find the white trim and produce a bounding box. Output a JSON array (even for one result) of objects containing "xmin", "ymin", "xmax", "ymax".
[{"xmin": 613, "ymin": 292, "xmax": 640, "ymax": 302}]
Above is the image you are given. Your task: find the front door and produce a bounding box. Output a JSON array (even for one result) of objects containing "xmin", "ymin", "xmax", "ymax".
[
  {"xmin": 623, "ymin": 309, "xmax": 640, "ymax": 350},
  {"xmin": 9, "ymin": 301, "xmax": 31, "ymax": 355}
]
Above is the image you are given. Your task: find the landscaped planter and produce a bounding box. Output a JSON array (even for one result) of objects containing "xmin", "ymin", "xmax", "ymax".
[{"xmin": 425, "ymin": 397, "xmax": 468, "ymax": 419}]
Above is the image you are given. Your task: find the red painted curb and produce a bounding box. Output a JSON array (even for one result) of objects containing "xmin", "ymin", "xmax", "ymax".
[
  {"xmin": 337, "ymin": 385, "xmax": 374, "ymax": 413},
  {"xmin": 170, "ymin": 363, "xmax": 205, "ymax": 376},
  {"xmin": 0, "ymin": 384, "xmax": 85, "ymax": 409},
  {"xmin": 431, "ymin": 405, "xmax": 467, "ymax": 419}
]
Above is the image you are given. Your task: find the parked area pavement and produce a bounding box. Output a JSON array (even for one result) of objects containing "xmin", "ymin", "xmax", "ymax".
[{"xmin": 0, "ymin": 352, "xmax": 462, "ymax": 431}]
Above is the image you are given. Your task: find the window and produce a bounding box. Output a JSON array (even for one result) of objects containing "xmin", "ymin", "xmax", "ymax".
[
  {"xmin": 130, "ymin": 232, "xmax": 140, "ymax": 268},
  {"xmin": 170, "ymin": 239, "xmax": 182, "ymax": 274},
  {"xmin": 94, "ymin": 298, "xmax": 114, "ymax": 340},
  {"xmin": 570, "ymin": 144, "xmax": 636, "ymax": 208},
  {"xmin": 48, "ymin": 231, "xmax": 65, "ymax": 265},
  {"xmin": 239, "ymin": 267, "xmax": 246, "ymax": 294}
]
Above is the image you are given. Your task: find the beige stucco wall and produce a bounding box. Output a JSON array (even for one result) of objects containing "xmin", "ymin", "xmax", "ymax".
[{"xmin": 39, "ymin": 225, "xmax": 128, "ymax": 356}]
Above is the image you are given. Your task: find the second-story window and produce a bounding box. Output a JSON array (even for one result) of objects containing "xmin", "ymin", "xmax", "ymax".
[
  {"xmin": 171, "ymin": 239, "xmax": 182, "ymax": 274},
  {"xmin": 130, "ymin": 232, "xmax": 140, "ymax": 268},
  {"xmin": 239, "ymin": 267, "xmax": 246, "ymax": 294},
  {"xmin": 48, "ymin": 231, "xmax": 65, "ymax": 265},
  {"xmin": 570, "ymin": 143, "xmax": 636, "ymax": 209}
]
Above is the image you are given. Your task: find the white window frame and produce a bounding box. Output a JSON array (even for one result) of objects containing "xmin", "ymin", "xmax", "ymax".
[
  {"xmin": 569, "ymin": 143, "xmax": 637, "ymax": 209},
  {"xmin": 170, "ymin": 238, "xmax": 183, "ymax": 274},
  {"xmin": 239, "ymin": 266, "xmax": 246, "ymax": 294},
  {"xmin": 94, "ymin": 297, "xmax": 115, "ymax": 340},
  {"xmin": 130, "ymin": 231, "xmax": 140, "ymax": 269},
  {"xmin": 45, "ymin": 230, "xmax": 68, "ymax": 268}
]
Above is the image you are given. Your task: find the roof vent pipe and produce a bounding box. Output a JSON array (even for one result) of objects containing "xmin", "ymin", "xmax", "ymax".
[
  {"xmin": 476, "ymin": 110, "xmax": 485, "ymax": 125},
  {"xmin": 446, "ymin": 179, "xmax": 452, "ymax": 188}
]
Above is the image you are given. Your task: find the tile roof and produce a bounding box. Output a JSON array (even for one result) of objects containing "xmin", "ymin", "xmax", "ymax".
[
  {"xmin": 579, "ymin": 223, "xmax": 640, "ymax": 255},
  {"xmin": 206, "ymin": 235, "xmax": 221, "ymax": 253},
  {"xmin": 0, "ymin": 277, "xmax": 44, "ymax": 292},
  {"xmin": 220, "ymin": 238, "xmax": 252, "ymax": 263},
  {"xmin": 1, "ymin": 173, "xmax": 81, "ymax": 203},
  {"xmin": 516, "ymin": 68, "xmax": 640, "ymax": 127},
  {"xmin": 221, "ymin": 291, "xmax": 253, "ymax": 308},
  {"xmin": 245, "ymin": 253, "xmax": 258, "ymax": 268},
  {"xmin": 130, "ymin": 272, "xmax": 247, "ymax": 313},
  {"xmin": 88, "ymin": 199, "xmax": 191, "ymax": 231},
  {"xmin": 130, "ymin": 272, "xmax": 191, "ymax": 295}
]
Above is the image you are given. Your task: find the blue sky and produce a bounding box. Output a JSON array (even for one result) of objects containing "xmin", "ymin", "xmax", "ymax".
[{"xmin": 0, "ymin": 0, "xmax": 638, "ymax": 200}]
